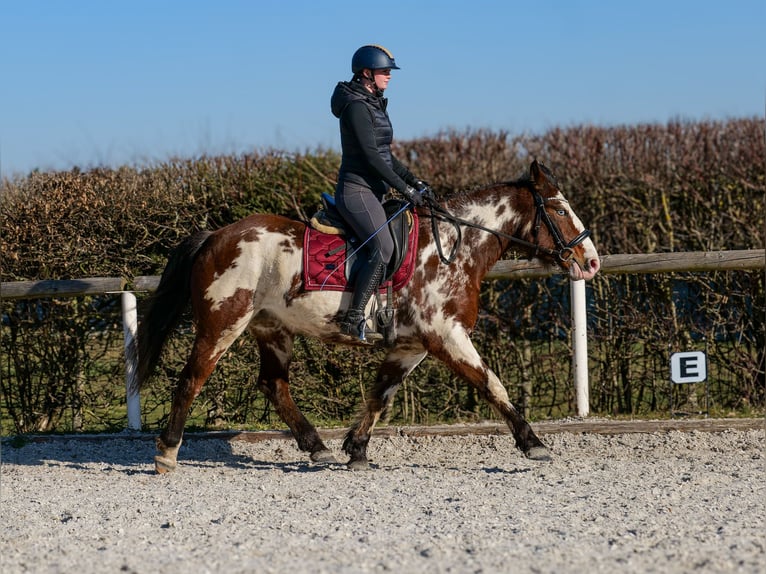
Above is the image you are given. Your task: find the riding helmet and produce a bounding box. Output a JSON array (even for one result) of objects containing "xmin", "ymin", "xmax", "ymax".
[{"xmin": 351, "ymin": 45, "xmax": 400, "ymax": 73}]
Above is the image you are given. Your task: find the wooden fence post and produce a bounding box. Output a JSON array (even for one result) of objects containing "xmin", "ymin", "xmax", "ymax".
[
  {"xmin": 571, "ymin": 278, "xmax": 589, "ymax": 417},
  {"xmin": 121, "ymin": 291, "xmax": 141, "ymax": 431}
]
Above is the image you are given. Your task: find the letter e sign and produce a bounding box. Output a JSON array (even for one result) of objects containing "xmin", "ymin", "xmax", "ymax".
[{"xmin": 670, "ymin": 351, "xmax": 707, "ymax": 384}]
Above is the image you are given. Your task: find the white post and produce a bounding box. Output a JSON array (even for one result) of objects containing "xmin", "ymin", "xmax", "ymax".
[
  {"xmin": 570, "ymin": 278, "xmax": 589, "ymax": 417},
  {"xmin": 121, "ymin": 291, "xmax": 141, "ymax": 430}
]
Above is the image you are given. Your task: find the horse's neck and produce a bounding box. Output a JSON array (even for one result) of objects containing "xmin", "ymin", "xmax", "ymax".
[{"xmin": 445, "ymin": 188, "xmax": 522, "ymax": 272}]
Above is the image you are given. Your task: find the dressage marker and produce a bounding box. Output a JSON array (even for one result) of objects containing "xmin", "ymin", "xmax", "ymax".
[{"xmin": 670, "ymin": 350, "xmax": 709, "ymax": 417}]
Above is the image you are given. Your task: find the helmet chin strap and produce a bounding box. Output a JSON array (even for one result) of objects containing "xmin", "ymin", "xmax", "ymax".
[{"xmin": 358, "ymin": 70, "xmax": 384, "ymax": 96}]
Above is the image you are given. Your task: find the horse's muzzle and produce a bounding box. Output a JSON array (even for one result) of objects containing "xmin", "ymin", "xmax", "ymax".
[{"xmin": 569, "ymin": 255, "xmax": 601, "ymax": 281}]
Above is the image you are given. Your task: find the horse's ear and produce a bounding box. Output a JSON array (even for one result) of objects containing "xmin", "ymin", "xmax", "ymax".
[{"xmin": 530, "ymin": 159, "xmax": 543, "ymax": 185}]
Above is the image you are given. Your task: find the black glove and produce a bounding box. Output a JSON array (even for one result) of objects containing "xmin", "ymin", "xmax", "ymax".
[
  {"xmin": 402, "ymin": 185, "xmax": 424, "ymax": 207},
  {"xmin": 415, "ymin": 180, "xmax": 435, "ymax": 202}
]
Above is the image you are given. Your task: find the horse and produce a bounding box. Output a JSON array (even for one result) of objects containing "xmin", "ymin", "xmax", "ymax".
[{"xmin": 135, "ymin": 160, "xmax": 600, "ymax": 473}]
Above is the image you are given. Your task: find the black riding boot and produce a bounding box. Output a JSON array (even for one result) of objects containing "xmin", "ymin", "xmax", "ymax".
[{"xmin": 341, "ymin": 255, "xmax": 387, "ymax": 343}]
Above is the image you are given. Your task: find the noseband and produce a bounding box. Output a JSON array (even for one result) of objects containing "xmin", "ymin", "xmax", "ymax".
[{"xmin": 426, "ymin": 187, "xmax": 591, "ymax": 265}]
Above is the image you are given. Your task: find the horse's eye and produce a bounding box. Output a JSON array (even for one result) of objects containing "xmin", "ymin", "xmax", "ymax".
[{"xmin": 556, "ymin": 209, "xmax": 567, "ymax": 217}]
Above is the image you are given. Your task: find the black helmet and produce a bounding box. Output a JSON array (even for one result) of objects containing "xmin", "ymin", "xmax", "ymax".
[{"xmin": 351, "ymin": 45, "xmax": 400, "ymax": 74}]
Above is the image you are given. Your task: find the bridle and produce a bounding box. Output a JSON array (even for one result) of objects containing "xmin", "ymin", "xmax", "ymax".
[{"xmin": 425, "ymin": 187, "xmax": 592, "ymax": 265}]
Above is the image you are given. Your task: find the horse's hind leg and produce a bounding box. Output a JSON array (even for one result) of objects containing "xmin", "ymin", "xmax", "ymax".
[
  {"xmin": 343, "ymin": 345, "xmax": 428, "ymax": 470},
  {"xmin": 156, "ymin": 308, "xmax": 256, "ymax": 473},
  {"xmin": 155, "ymin": 336, "xmax": 231, "ymax": 472},
  {"xmin": 254, "ymin": 322, "xmax": 335, "ymax": 463}
]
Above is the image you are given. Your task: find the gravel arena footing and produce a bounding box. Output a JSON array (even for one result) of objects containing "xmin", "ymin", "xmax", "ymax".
[{"xmin": 1, "ymin": 420, "xmax": 764, "ymax": 573}]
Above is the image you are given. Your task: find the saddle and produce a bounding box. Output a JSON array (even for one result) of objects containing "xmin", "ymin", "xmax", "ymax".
[
  {"xmin": 303, "ymin": 193, "xmax": 418, "ymax": 292},
  {"xmin": 303, "ymin": 193, "xmax": 419, "ymax": 346}
]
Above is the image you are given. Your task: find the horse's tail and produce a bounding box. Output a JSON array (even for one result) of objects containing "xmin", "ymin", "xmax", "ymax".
[{"xmin": 134, "ymin": 230, "xmax": 212, "ymax": 392}]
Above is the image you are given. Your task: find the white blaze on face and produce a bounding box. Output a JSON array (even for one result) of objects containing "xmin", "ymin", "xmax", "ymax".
[
  {"xmin": 573, "ymin": 214, "xmax": 598, "ymax": 258},
  {"xmin": 566, "ymin": 207, "xmax": 600, "ymax": 280}
]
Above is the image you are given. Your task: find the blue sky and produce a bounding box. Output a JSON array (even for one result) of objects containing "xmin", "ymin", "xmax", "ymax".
[{"xmin": 1, "ymin": 0, "xmax": 764, "ymax": 178}]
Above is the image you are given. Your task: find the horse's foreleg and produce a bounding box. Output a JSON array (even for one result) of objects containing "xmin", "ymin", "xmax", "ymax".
[
  {"xmin": 429, "ymin": 334, "xmax": 549, "ymax": 461},
  {"xmin": 343, "ymin": 346, "xmax": 427, "ymax": 470},
  {"xmin": 255, "ymin": 328, "xmax": 335, "ymax": 464},
  {"xmin": 482, "ymin": 369, "xmax": 550, "ymax": 460}
]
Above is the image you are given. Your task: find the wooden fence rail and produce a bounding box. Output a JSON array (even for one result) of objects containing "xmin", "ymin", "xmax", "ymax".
[
  {"xmin": 2, "ymin": 250, "xmax": 763, "ymax": 299},
  {"xmin": 1, "ymin": 249, "xmax": 763, "ymax": 429}
]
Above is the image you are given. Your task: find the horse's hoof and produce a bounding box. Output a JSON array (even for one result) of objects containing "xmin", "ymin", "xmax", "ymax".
[
  {"xmin": 347, "ymin": 458, "xmax": 370, "ymax": 471},
  {"xmin": 310, "ymin": 449, "xmax": 337, "ymax": 464},
  {"xmin": 154, "ymin": 455, "xmax": 177, "ymax": 474},
  {"xmin": 525, "ymin": 446, "xmax": 552, "ymax": 461},
  {"xmin": 154, "ymin": 436, "xmax": 181, "ymax": 473}
]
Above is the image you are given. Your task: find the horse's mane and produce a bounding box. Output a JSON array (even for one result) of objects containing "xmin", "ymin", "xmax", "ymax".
[
  {"xmin": 438, "ymin": 163, "xmax": 558, "ymax": 204},
  {"xmin": 437, "ymin": 172, "xmax": 534, "ymax": 204}
]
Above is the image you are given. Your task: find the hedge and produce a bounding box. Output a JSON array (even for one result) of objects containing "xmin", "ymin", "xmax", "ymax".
[{"xmin": 1, "ymin": 118, "xmax": 763, "ymax": 433}]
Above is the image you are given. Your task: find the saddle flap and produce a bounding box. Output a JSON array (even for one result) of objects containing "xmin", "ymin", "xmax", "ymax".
[{"xmin": 382, "ymin": 199, "xmax": 411, "ymax": 281}]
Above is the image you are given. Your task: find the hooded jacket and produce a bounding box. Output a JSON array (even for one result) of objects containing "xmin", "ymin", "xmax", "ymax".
[{"xmin": 331, "ymin": 80, "xmax": 416, "ymax": 196}]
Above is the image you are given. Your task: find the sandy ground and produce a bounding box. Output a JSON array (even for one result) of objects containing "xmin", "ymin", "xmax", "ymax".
[{"xmin": 1, "ymin": 424, "xmax": 763, "ymax": 573}]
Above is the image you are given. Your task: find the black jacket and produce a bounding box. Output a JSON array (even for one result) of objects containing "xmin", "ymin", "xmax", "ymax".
[{"xmin": 331, "ymin": 80, "xmax": 416, "ymax": 195}]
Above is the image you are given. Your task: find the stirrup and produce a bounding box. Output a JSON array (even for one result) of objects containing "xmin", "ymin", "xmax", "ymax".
[{"xmin": 340, "ymin": 312, "xmax": 383, "ymax": 343}]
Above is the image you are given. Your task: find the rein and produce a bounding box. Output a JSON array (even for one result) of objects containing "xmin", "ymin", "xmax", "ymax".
[{"xmin": 424, "ymin": 188, "xmax": 591, "ymax": 265}]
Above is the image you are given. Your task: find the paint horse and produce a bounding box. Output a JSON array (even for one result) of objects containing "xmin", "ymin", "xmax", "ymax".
[{"xmin": 136, "ymin": 160, "xmax": 600, "ymax": 472}]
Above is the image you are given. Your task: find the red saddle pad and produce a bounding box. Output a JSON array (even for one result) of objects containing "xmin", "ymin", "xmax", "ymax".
[{"xmin": 302, "ymin": 212, "xmax": 419, "ymax": 292}]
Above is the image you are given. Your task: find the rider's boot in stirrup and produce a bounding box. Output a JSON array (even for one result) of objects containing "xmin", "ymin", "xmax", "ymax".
[{"xmin": 341, "ymin": 257, "xmax": 387, "ymax": 343}]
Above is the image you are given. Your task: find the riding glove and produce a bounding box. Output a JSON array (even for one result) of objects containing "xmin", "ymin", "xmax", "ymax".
[
  {"xmin": 402, "ymin": 186, "xmax": 424, "ymax": 207},
  {"xmin": 415, "ymin": 180, "xmax": 435, "ymax": 202}
]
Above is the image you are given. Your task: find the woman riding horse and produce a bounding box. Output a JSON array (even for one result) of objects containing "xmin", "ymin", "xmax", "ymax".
[{"xmin": 331, "ymin": 44, "xmax": 430, "ymax": 342}]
